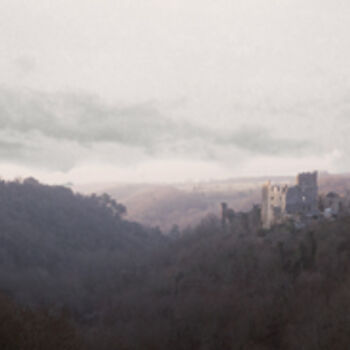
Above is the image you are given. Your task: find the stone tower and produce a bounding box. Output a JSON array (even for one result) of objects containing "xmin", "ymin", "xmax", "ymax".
[
  {"xmin": 261, "ymin": 182, "xmax": 272, "ymax": 229},
  {"xmin": 261, "ymin": 181, "xmax": 288, "ymax": 229},
  {"xmin": 296, "ymin": 171, "xmax": 318, "ymax": 213},
  {"xmin": 221, "ymin": 202, "xmax": 228, "ymax": 227},
  {"xmin": 261, "ymin": 171, "xmax": 319, "ymax": 229}
]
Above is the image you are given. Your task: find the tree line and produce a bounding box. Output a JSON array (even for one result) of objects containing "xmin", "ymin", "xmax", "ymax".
[{"xmin": 0, "ymin": 178, "xmax": 349, "ymax": 349}]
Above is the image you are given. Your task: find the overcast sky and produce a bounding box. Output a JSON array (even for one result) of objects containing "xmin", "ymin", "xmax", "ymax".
[{"xmin": 0, "ymin": 0, "xmax": 349, "ymax": 184}]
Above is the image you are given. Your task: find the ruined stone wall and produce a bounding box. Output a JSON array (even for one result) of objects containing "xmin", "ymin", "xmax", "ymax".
[
  {"xmin": 320, "ymin": 192, "xmax": 342, "ymax": 216},
  {"xmin": 261, "ymin": 171, "xmax": 319, "ymax": 229},
  {"xmin": 285, "ymin": 186, "xmax": 301, "ymax": 214},
  {"xmin": 261, "ymin": 183, "xmax": 271, "ymax": 229},
  {"xmin": 296, "ymin": 171, "xmax": 318, "ymax": 213},
  {"xmin": 261, "ymin": 182, "xmax": 288, "ymax": 229}
]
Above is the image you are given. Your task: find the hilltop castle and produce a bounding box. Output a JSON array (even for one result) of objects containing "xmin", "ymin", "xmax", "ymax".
[
  {"xmin": 261, "ymin": 171, "xmax": 319, "ymax": 229},
  {"xmin": 221, "ymin": 171, "xmax": 350, "ymax": 232}
]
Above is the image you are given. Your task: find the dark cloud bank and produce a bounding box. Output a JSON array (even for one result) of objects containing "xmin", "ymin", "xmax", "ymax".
[{"xmin": 0, "ymin": 86, "xmax": 317, "ymax": 171}]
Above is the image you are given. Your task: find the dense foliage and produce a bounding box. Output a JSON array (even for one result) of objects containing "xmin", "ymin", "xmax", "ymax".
[
  {"xmin": 88, "ymin": 215, "xmax": 350, "ymax": 350},
  {"xmin": 0, "ymin": 178, "xmax": 164, "ymax": 313},
  {"xmin": 0, "ymin": 294, "xmax": 81, "ymax": 350},
  {"xmin": 0, "ymin": 178, "xmax": 349, "ymax": 349}
]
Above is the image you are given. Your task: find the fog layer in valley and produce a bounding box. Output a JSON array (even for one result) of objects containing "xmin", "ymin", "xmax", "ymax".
[{"xmin": 75, "ymin": 172, "xmax": 350, "ymax": 231}]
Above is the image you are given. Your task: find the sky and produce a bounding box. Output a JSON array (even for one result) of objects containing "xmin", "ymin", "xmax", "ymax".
[{"xmin": 0, "ymin": 0, "xmax": 349, "ymax": 184}]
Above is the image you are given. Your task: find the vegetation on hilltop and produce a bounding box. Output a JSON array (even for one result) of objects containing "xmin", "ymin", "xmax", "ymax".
[
  {"xmin": 0, "ymin": 178, "xmax": 164, "ymax": 313},
  {"xmin": 0, "ymin": 178, "xmax": 349, "ymax": 349},
  {"xmin": 91, "ymin": 215, "xmax": 350, "ymax": 349}
]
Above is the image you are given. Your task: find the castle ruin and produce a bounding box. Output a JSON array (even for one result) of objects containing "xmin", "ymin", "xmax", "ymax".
[{"xmin": 261, "ymin": 171, "xmax": 319, "ymax": 229}]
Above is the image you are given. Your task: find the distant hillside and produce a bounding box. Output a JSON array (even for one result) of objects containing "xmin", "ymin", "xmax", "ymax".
[
  {"xmin": 76, "ymin": 179, "xmax": 270, "ymax": 231},
  {"xmin": 76, "ymin": 172, "xmax": 350, "ymax": 231},
  {"xmin": 318, "ymin": 172, "xmax": 350, "ymax": 194}
]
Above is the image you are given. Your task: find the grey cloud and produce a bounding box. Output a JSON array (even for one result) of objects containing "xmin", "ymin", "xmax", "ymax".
[
  {"xmin": 0, "ymin": 140, "xmax": 23, "ymax": 158},
  {"xmin": 0, "ymin": 88, "xmax": 181, "ymax": 148},
  {"xmin": 0, "ymin": 129, "xmax": 82, "ymax": 171},
  {"xmin": 0, "ymin": 86, "xmax": 320, "ymax": 170},
  {"xmin": 223, "ymin": 127, "xmax": 315, "ymax": 157}
]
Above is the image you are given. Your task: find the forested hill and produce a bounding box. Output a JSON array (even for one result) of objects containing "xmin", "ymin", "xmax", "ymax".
[
  {"xmin": 0, "ymin": 178, "xmax": 164, "ymax": 311},
  {"xmin": 0, "ymin": 178, "xmax": 350, "ymax": 349},
  {"xmin": 94, "ymin": 215, "xmax": 350, "ymax": 350}
]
